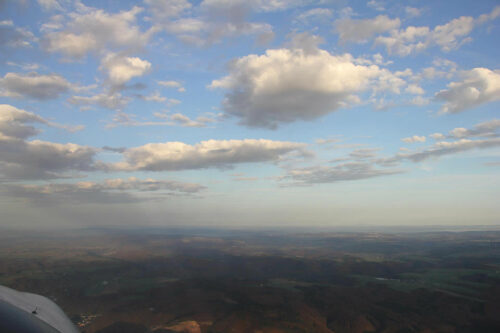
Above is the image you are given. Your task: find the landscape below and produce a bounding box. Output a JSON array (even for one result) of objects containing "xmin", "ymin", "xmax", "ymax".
[{"xmin": 1, "ymin": 227, "xmax": 499, "ymax": 333}]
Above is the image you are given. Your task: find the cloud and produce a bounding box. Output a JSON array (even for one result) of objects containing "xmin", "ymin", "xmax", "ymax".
[
  {"xmin": 100, "ymin": 53, "xmax": 152, "ymax": 87},
  {"xmin": 4, "ymin": 177, "xmax": 205, "ymax": 204},
  {"xmin": 42, "ymin": 5, "xmax": 156, "ymax": 59},
  {"xmin": 155, "ymin": 0, "xmax": 278, "ymax": 46},
  {"xmin": 145, "ymin": 0, "xmax": 192, "ymax": 22},
  {"xmin": 210, "ymin": 37, "xmax": 405, "ymax": 128},
  {"xmin": 158, "ymin": 80, "xmax": 186, "ymax": 92},
  {"xmin": 402, "ymin": 135, "xmax": 426, "ymax": 143},
  {"xmin": 68, "ymin": 92, "xmax": 130, "ymax": 110},
  {"xmin": 0, "ymin": 138, "xmax": 97, "ymax": 180},
  {"xmin": 295, "ymin": 8, "xmax": 333, "ymax": 24},
  {"xmin": 388, "ymin": 138, "xmax": 500, "ymax": 163},
  {"xmin": 335, "ymin": 15, "xmax": 401, "ymax": 43},
  {"xmin": 0, "ymin": 104, "xmax": 96, "ymax": 180},
  {"xmin": 0, "ymin": 20, "xmax": 36, "ymax": 49},
  {"xmin": 37, "ymin": 0, "xmax": 62, "ymax": 11},
  {"xmin": 374, "ymin": 7, "xmax": 500, "ymax": 56},
  {"xmin": 286, "ymin": 161, "xmax": 402, "ymax": 185},
  {"xmin": 153, "ymin": 111, "xmax": 218, "ymax": 127},
  {"xmin": 110, "ymin": 139, "xmax": 307, "ymax": 171},
  {"xmin": 0, "ymin": 72, "xmax": 73, "ymax": 100},
  {"xmin": 405, "ymin": 7, "xmax": 421, "ymax": 18},
  {"xmin": 435, "ymin": 68, "xmax": 500, "ymax": 114},
  {"xmin": 448, "ymin": 119, "xmax": 500, "ymax": 138},
  {"xmin": 430, "ymin": 133, "xmax": 445, "ymax": 141}
]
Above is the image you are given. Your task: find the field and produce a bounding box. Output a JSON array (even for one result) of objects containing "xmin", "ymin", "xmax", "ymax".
[{"xmin": 0, "ymin": 227, "xmax": 499, "ymax": 332}]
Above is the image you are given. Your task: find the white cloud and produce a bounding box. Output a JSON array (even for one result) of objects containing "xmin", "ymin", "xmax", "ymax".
[
  {"xmin": 435, "ymin": 68, "xmax": 500, "ymax": 114},
  {"xmin": 0, "ymin": 20, "xmax": 36, "ymax": 49},
  {"xmin": 375, "ymin": 7, "xmax": 500, "ymax": 56},
  {"xmin": 37, "ymin": 0, "xmax": 62, "ymax": 11},
  {"xmin": 210, "ymin": 39, "xmax": 405, "ymax": 128},
  {"xmin": 100, "ymin": 53, "xmax": 152, "ymax": 87},
  {"xmin": 367, "ymin": 0, "xmax": 385, "ymax": 12},
  {"xmin": 335, "ymin": 15, "xmax": 401, "ymax": 43},
  {"xmin": 111, "ymin": 139, "xmax": 308, "ymax": 171},
  {"xmin": 402, "ymin": 135, "xmax": 426, "ymax": 143},
  {"xmin": 448, "ymin": 119, "xmax": 500, "ymax": 138},
  {"xmin": 286, "ymin": 161, "xmax": 402, "ymax": 185},
  {"xmin": 387, "ymin": 138, "xmax": 500, "ymax": 163},
  {"xmin": 295, "ymin": 8, "xmax": 332, "ymax": 23},
  {"xmin": 158, "ymin": 80, "xmax": 185, "ymax": 92},
  {"xmin": 430, "ymin": 133, "xmax": 445, "ymax": 141},
  {"xmin": 0, "ymin": 72, "xmax": 74, "ymax": 100},
  {"xmin": 145, "ymin": 0, "xmax": 192, "ymax": 22},
  {"xmin": 68, "ymin": 92, "xmax": 130, "ymax": 110},
  {"xmin": 42, "ymin": 5, "xmax": 156, "ymax": 59},
  {"xmin": 405, "ymin": 7, "xmax": 421, "ymax": 18},
  {"xmin": 405, "ymin": 84, "xmax": 424, "ymax": 95},
  {"xmin": 153, "ymin": 111, "xmax": 218, "ymax": 127}
]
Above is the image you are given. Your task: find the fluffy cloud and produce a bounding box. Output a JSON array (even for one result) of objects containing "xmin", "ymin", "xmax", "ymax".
[
  {"xmin": 200, "ymin": 0, "xmax": 311, "ymax": 13},
  {"xmin": 0, "ymin": 20, "xmax": 36, "ymax": 49},
  {"xmin": 210, "ymin": 39, "xmax": 405, "ymax": 128},
  {"xmin": 145, "ymin": 0, "xmax": 192, "ymax": 21},
  {"xmin": 42, "ymin": 5, "xmax": 156, "ymax": 59},
  {"xmin": 0, "ymin": 72, "xmax": 73, "ymax": 100},
  {"xmin": 0, "ymin": 104, "xmax": 96, "ymax": 179},
  {"xmin": 402, "ymin": 135, "xmax": 426, "ymax": 143},
  {"xmin": 153, "ymin": 112, "xmax": 218, "ymax": 127},
  {"xmin": 295, "ymin": 8, "xmax": 332, "ymax": 24},
  {"xmin": 68, "ymin": 92, "xmax": 130, "ymax": 110},
  {"xmin": 100, "ymin": 53, "xmax": 152, "ymax": 87},
  {"xmin": 448, "ymin": 119, "xmax": 500, "ymax": 138},
  {"xmin": 111, "ymin": 139, "xmax": 307, "ymax": 171},
  {"xmin": 158, "ymin": 80, "xmax": 186, "ymax": 92},
  {"xmin": 435, "ymin": 68, "xmax": 500, "ymax": 114},
  {"xmin": 335, "ymin": 15, "xmax": 401, "ymax": 43},
  {"xmin": 37, "ymin": 0, "xmax": 62, "ymax": 11},
  {"xmin": 375, "ymin": 6, "xmax": 500, "ymax": 56}
]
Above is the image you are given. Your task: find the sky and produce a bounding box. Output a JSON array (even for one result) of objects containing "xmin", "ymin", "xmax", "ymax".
[{"xmin": 0, "ymin": 0, "xmax": 499, "ymax": 228}]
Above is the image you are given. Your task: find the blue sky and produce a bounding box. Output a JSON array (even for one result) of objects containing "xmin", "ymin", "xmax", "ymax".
[{"xmin": 0, "ymin": 0, "xmax": 499, "ymax": 228}]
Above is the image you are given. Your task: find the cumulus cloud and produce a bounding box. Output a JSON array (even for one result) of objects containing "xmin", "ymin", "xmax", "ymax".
[
  {"xmin": 158, "ymin": 80, "xmax": 186, "ymax": 92},
  {"xmin": 153, "ymin": 111, "xmax": 219, "ymax": 127},
  {"xmin": 0, "ymin": 72, "xmax": 74, "ymax": 100},
  {"xmin": 374, "ymin": 6, "xmax": 500, "ymax": 56},
  {"xmin": 42, "ymin": 5, "xmax": 156, "ymax": 59},
  {"xmin": 335, "ymin": 15, "xmax": 401, "ymax": 43},
  {"xmin": 37, "ymin": 0, "xmax": 62, "ymax": 11},
  {"xmin": 152, "ymin": 0, "xmax": 279, "ymax": 46},
  {"xmin": 68, "ymin": 92, "xmax": 130, "ymax": 110},
  {"xmin": 145, "ymin": 0, "xmax": 192, "ymax": 22},
  {"xmin": 447, "ymin": 119, "xmax": 500, "ymax": 138},
  {"xmin": 210, "ymin": 38, "xmax": 405, "ymax": 128},
  {"xmin": 435, "ymin": 68, "xmax": 500, "ymax": 114},
  {"xmin": 0, "ymin": 104, "xmax": 96, "ymax": 179},
  {"xmin": 110, "ymin": 139, "xmax": 307, "ymax": 171},
  {"xmin": 295, "ymin": 8, "xmax": 332, "ymax": 24},
  {"xmin": 377, "ymin": 119, "xmax": 500, "ymax": 165},
  {"xmin": 430, "ymin": 133, "xmax": 445, "ymax": 141},
  {"xmin": 0, "ymin": 20, "xmax": 36, "ymax": 49},
  {"xmin": 100, "ymin": 53, "xmax": 152, "ymax": 87},
  {"xmin": 402, "ymin": 135, "xmax": 426, "ymax": 143}
]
